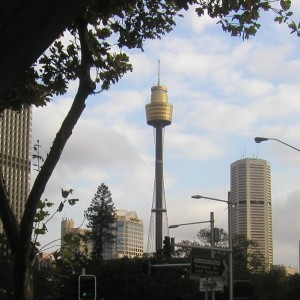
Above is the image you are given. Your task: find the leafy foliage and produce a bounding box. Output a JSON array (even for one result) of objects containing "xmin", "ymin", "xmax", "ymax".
[
  {"xmin": 197, "ymin": 227, "xmax": 228, "ymax": 247},
  {"xmin": 1, "ymin": 0, "xmax": 180, "ymax": 111},
  {"xmin": 85, "ymin": 183, "xmax": 117, "ymax": 259},
  {"xmin": 32, "ymin": 140, "xmax": 45, "ymax": 172},
  {"xmin": 0, "ymin": 234, "xmax": 14, "ymax": 299},
  {"xmin": 232, "ymin": 234, "xmax": 267, "ymax": 277},
  {"xmin": 2, "ymin": 1, "xmax": 300, "ymax": 112},
  {"xmin": 32, "ymin": 189, "xmax": 78, "ymax": 248},
  {"xmin": 182, "ymin": 0, "xmax": 300, "ymax": 39}
]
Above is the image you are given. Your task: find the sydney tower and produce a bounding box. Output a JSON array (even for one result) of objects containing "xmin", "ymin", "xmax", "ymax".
[{"xmin": 145, "ymin": 68, "xmax": 173, "ymax": 254}]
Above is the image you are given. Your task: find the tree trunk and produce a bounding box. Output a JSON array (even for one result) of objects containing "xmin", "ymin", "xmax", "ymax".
[
  {"xmin": 1, "ymin": 14, "xmax": 95, "ymax": 300},
  {"xmin": 14, "ymin": 254, "xmax": 33, "ymax": 300}
]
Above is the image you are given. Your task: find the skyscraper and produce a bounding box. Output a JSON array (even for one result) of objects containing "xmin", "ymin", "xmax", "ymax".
[
  {"xmin": 61, "ymin": 210, "xmax": 144, "ymax": 259},
  {"xmin": 0, "ymin": 107, "xmax": 32, "ymax": 232},
  {"xmin": 230, "ymin": 158, "xmax": 273, "ymax": 268},
  {"xmin": 113, "ymin": 210, "xmax": 144, "ymax": 258},
  {"xmin": 145, "ymin": 68, "xmax": 173, "ymax": 254}
]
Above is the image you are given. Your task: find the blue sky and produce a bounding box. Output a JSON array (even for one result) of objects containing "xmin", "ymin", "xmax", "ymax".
[{"xmin": 32, "ymin": 3, "xmax": 300, "ymax": 269}]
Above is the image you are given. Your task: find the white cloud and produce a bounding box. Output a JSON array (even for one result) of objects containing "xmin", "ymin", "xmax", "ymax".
[{"xmin": 32, "ymin": 10, "xmax": 300, "ymax": 268}]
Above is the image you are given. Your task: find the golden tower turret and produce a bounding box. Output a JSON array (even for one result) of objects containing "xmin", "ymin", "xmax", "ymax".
[{"xmin": 145, "ymin": 84, "xmax": 173, "ymax": 127}]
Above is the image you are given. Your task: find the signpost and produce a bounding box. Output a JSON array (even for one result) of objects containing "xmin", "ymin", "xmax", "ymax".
[
  {"xmin": 191, "ymin": 257, "xmax": 227, "ymax": 277},
  {"xmin": 199, "ymin": 277, "xmax": 224, "ymax": 292}
]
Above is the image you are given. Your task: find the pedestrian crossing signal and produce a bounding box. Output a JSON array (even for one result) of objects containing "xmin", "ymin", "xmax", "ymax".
[{"xmin": 78, "ymin": 275, "xmax": 96, "ymax": 300}]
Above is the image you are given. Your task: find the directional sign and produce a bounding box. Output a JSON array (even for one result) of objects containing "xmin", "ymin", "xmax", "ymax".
[
  {"xmin": 191, "ymin": 257, "xmax": 226, "ymax": 277},
  {"xmin": 199, "ymin": 277, "xmax": 225, "ymax": 292}
]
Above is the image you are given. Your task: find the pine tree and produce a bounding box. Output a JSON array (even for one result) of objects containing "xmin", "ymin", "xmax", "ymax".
[{"xmin": 85, "ymin": 183, "xmax": 116, "ymax": 259}]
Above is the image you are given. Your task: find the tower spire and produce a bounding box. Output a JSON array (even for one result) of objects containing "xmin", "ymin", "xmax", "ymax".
[{"xmin": 158, "ymin": 59, "xmax": 161, "ymax": 85}]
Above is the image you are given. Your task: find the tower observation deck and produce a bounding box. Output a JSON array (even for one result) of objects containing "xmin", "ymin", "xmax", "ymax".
[{"xmin": 145, "ymin": 76, "xmax": 173, "ymax": 254}]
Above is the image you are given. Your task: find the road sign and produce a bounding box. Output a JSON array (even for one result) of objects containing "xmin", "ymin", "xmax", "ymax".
[
  {"xmin": 199, "ymin": 277, "xmax": 224, "ymax": 292},
  {"xmin": 191, "ymin": 257, "xmax": 226, "ymax": 276}
]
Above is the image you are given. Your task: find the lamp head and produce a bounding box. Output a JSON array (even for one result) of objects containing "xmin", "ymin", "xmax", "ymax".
[
  {"xmin": 169, "ymin": 225, "xmax": 179, "ymax": 229},
  {"xmin": 191, "ymin": 195, "xmax": 202, "ymax": 199},
  {"xmin": 254, "ymin": 137, "xmax": 269, "ymax": 143}
]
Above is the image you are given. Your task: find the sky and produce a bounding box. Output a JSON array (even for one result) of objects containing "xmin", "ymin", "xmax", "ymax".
[{"xmin": 32, "ymin": 3, "xmax": 300, "ymax": 269}]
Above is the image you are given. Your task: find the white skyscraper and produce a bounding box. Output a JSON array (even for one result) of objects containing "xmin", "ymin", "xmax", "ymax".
[
  {"xmin": 0, "ymin": 107, "xmax": 32, "ymax": 232},
  {"xmin": 230, "ymin": 158, "xmax": 273, "ymax": 268}
]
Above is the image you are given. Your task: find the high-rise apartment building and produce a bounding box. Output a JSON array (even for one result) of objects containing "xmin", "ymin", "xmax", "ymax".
[
  {"xmin": 230, "ymin": 158, "xmax": 273, "ymax": 268},
  {"xmin": 103, "ymin": 210, "xmax": 144, "ymax": 259},
  {"xmin": 114, "ymin": 210, "xmax": 144, "ymax": 258},
  {"xmin": 61, "ymin": 210, "xmax": 144, "ymax": 259},
  {"xmin": 0, "ymin": 107, "xmax": 32, "ymax": 232}
]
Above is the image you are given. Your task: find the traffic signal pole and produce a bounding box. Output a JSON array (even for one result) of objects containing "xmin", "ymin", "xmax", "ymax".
[{"xmin": 78, "ymin": 275, "xmax": 96, "ymax": 300}]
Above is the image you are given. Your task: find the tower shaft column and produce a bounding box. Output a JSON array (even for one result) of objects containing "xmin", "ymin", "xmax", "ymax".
[
  {"xmin": 145, "ymin": 77, "xmax": 173, "ymax": 255},
  {"xmin": 155, "ymin": 126, "xmax": 163, "ymax": 251}
]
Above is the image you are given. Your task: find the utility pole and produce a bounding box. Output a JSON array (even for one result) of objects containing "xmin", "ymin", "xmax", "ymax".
[{"xmin": 210, "ymin": 212, "xmax": 215, "ymax": 300}]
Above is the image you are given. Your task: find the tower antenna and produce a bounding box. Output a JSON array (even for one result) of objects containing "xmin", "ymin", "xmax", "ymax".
[{"xmin": 158, "ymin": 59, "xmax": 160, "ymax": 85}]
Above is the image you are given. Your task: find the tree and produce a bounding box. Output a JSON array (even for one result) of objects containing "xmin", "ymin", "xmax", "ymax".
[
  {"xmin": 0, "ymin": 1, "xmax": 299, "ymax": 299},
  {"xmin": 197, "ymin": 227, "xmax": 228, "ymax": 248},
  {"xmin": 232, "ymin": 234, "xmax": 267, "ymax": 278},
  {"xmin": 197, "ymin": 229, "xmax": 267, "ymax": 275},
  {"xmin": 0, "ymin": 2, "xmax": 181, "ymax": 299},
  {"xmin": 286, "ymin": 273, "xmax": 300, "ymax": 300},
  {"xmin": 0, "ymin": 233, "xmax": 14, "ymax": 299},
  {"xmin": 85, "ymin": 183, "xmax": 117, "ymax": 259},
  {"xmin": 1, "ymin": 0, "xmax": 299, "ymax": 111},
  {"xmin": 0, "ymin": 0, "xmax": 90, "ymax": 98},
  {"xmin": 252, "ymin": 269, "xmax": 288, "ymax": 300}
]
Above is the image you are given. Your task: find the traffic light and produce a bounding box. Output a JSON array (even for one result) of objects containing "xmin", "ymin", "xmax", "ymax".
[
  {"xmin": 163, "ymin": 236, "xmax": 171, "ymax": 257},
  {"xmin": 170, "ymin": 237, "xmax": 175, "ymax": 255},
  {"xmin": 214, "ymin": 228, "xmax": 220, "ymax": 243},
  {"xmin": 141, "ymin": 259, "xmax": 150, "ymax": 275},
  {"xmin": 78, "ymin": 275, "xmax": 96, "ymax": 300}
]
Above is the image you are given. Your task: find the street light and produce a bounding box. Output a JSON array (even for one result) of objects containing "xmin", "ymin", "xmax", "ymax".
[
  {"xmin": 169, "ymin": 217, "xmax": 215, "ymax": 255},
  {"xmin": 169, "ymin": 220, "xmax": 211, "ymax": 229},
  {"xmin": 254, "ymin": 136, "xmax": 300, "ymax": 152},
  {"xmin": 169, "ymin": 214, "xmax": 215, "ymax": 300},
  {"xmin": 191, "ymin": 193, "xmax": 233, "ymax": 300}
]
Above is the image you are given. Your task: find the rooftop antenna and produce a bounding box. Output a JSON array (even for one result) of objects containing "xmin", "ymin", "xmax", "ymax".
[{"xmin": 158, "ymin": 59, "xmax": 161, "ymax": 85}]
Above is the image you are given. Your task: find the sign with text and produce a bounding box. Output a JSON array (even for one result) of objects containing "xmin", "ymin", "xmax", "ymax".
[
  {"xmin": 199, "ymin": 277, "xmax": 225, "ymax": 292},
  {"xmin": 191, "ymin": 257, "xmax": 225, "ymax": 276}
]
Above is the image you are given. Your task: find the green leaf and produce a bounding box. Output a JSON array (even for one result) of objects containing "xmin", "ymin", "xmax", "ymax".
[
  {"xmin": 61, "ymin": 188, "xmax": 74, "ymax": 198},
  {"xmin": 68, "ymin": 198, "xmax": 79, "ymax": 206},
  {"xmin": 274, "ymin": 16, "xmax": 283, "ymax": 24},
  {"xmin": 280, "ymin": 0, "xmax": 291, "ymax": 10},
  {"xmin": 57, "ymin": 202, "xmax": 64, "ymax": 212}
]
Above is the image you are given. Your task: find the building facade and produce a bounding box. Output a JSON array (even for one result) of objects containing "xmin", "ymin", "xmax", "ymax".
[
  {"xmin": 0, "ymin": 107, "xmax": 32, "ymax": 232},
  {"xmin": 61, "ymin": 210, "xmax": 143, "ymax": 259},
  {"xmin": 230, "ymin": 158, "xmax": 273, "ymax": 268},
  {"xmin": 114, "ymin": 210, "xmax": 144, "ymax": 258},
  {"xmin": 61, "ymin": 218, "xmax": 91, "ymax": 255},
  {"xmin": 272, "ymin": 265, "xmax": 298, "ymax": 275},
  {"xmin": 103, "ymin": 210, "xmax": 144, "ymax": 259}
]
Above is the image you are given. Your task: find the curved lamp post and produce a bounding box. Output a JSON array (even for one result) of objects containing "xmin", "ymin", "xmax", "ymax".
[
  {"xmin": 254, "ymin": 137, "xmax": 300, "ymax": 152},
  {"xmin": 170, "ymin": 215, "xmax": 215, "ymax": 300},
  {"xmin": 191, "ymin": 193, "xmax": 233, "ymax": 300},
  {"xmin": 169, "ymin": 220, "xmax": 211, "ymax": 229}
]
